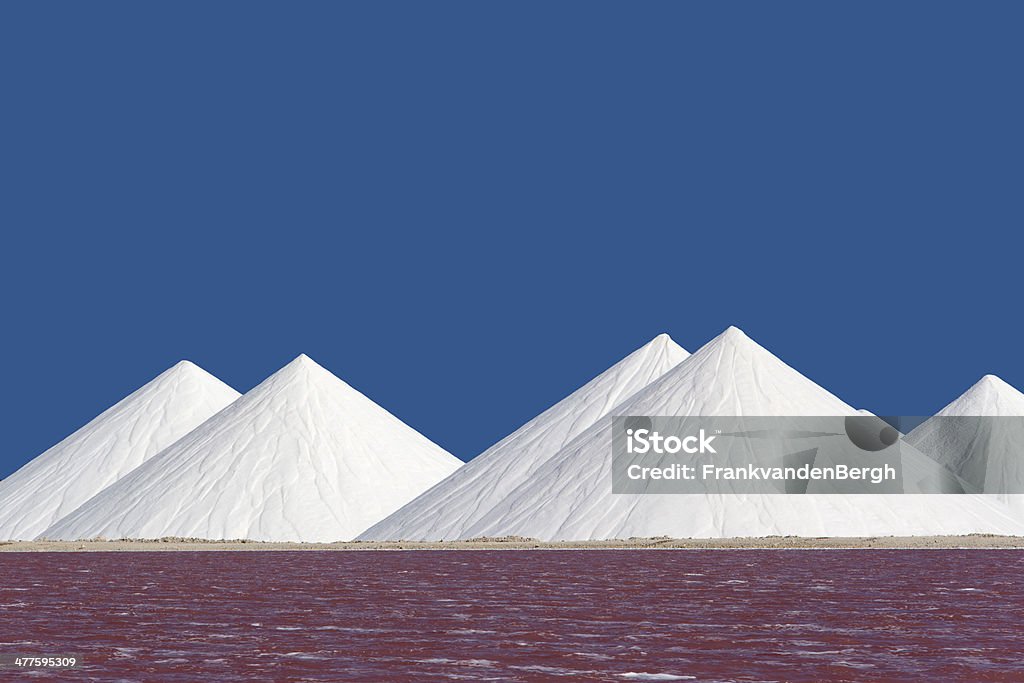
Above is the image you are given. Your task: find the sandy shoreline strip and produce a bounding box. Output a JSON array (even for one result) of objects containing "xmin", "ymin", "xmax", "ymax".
[{"xmin": 2, "ymin": 535, "xmax": 1024, "ymax": 552}]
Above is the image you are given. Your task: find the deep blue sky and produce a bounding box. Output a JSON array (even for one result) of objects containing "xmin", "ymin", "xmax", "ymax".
[{"xmin": 2, "ymin": 3, "xmax": 1022, "ymax": 477}]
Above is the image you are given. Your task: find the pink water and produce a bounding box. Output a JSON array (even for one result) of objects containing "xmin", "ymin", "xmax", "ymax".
[{"xmin": 2, "ymin": 550, "xmax": 1023, "ymax": 681}]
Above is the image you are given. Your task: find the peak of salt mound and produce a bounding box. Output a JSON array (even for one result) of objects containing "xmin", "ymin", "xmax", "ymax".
[
  {"xmin": 285, "ymin": 353, "xmax": 319, "ymax": 369},
  {"xmin": 359, "ymin": 334, "xmax": 689, "ymax": 541},
  {"xmin": 263, "ymin": 353, "xmax": 331, "ymax": 381},
  {"xmin": 719, "ymin": 325, "xmax": 750, "ymax": 341},
  {"xmin": 41, "ymin": 355, "xmax": 462, "ymax": 543},
  {"xmin": 0, "ymin": 362, "xmax": 240, "ymax": 541},
  {"xmin": 934, "ymin": 375, "xmax": 1024, "ymax": 417},
  {"xmin": 619, "ymin": 325, "xmax": 856, "ymax": 417}
]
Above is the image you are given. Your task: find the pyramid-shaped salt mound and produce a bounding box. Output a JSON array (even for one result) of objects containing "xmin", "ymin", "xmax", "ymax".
[
  {"xmin": 42, "ymin": 355, "xmax": 463, "ymax": 542},
  {"xmin": 360, "ymin": 334, "xmax": 688, "ymax": 540},
  {"xmin": 388, "ymin": 328, "xmax": 1023, "ymax": 540},
  {"xmin": 0, "ymin": 361, "xmax": 240, "ymax": 540},
  {"xmin": 907, "ymin": 375, "xmax": 1024, "ymax": 503}
]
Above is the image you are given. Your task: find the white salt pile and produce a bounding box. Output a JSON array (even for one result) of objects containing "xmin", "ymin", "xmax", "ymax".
[
  {"xmin": 42, "ymin": 355, "xmax": 461, "ymax": 542},
  {"xmin": 365, "ymin": 328, "xmax": 1024, "ymax": 540},
  {"xmin": 361, "ymin": 334, "xmax": 688, "ymax": 541},
  {"xmin": 907, "ymin": 374, "xmax": 1024, "ymax": 513},
  {"xmin": 0, "ymin": 361, "xmax": 239, "ymax": 540}
]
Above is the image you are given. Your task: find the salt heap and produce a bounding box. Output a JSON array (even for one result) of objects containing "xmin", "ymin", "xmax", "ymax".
[
  {"xmin": 368, "ymin": 327, "xmax": 1024, "ymax": 540},
  {"xmin": 361, "ymin": 334, "xmax": 688, "ymax": 541},
  {"xmin": 907, "ymin": 375, "xmax": 1024, "ymax": 509},
  {"xmin": 42, "ymin": 355, "xmax": 462, "ymax": 542},
  {"xmin": 0, "ymin": 361, "xmax": 240, "ymax": 541}
]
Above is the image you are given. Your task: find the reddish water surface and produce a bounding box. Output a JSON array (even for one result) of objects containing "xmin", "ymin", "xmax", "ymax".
[{"xmin": 1, "ymin": 550, "xmax": 1023, "ymax": 681}]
